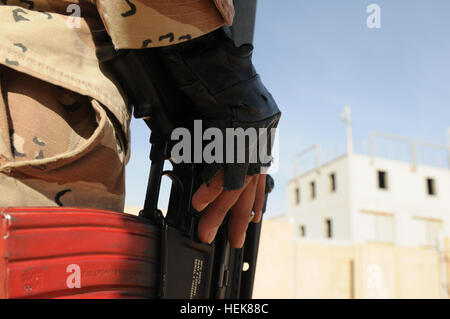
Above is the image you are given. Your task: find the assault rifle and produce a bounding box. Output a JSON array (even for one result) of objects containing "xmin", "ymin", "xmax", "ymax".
[{"xmin": 99, "ymin": 1, "xmax": 272, "ymax": 299}]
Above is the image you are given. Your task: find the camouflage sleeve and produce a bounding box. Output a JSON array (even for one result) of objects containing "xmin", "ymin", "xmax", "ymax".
[{"xmin": 95, "ymin": 0, "xmax": 234, "ymax": 49}]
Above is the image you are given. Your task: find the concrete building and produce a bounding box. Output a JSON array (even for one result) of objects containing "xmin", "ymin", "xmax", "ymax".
[
  {"xmin": 287, "ymin": 153, "xmax": 450, "ymax": 248},
  {"xmin": 253, "ymin": 107, "xmax": 450, "ymax": 298},
  {"xmin": 255, "ymin": 142, "xmax": 450, "ymax": 298}
]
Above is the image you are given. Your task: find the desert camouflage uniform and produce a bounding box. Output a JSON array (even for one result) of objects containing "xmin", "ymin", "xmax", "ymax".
[{"xmin": 0, "ymin": 0, "xmax": 234, "ymax": 212}]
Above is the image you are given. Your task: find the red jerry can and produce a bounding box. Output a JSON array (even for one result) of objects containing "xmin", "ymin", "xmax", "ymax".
[{"xmin": 0, "ymin": 207, "xmax": 159, "ymax": 299}]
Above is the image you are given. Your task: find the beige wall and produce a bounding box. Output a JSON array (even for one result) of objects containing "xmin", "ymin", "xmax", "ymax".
[
  {"xmin": 395, "ymin": 246, "xmax": 441, "ymax": 298},
  {"xmin": 254, "ymin": 218, "xmax": 447, "ymax": 299},
  {"xmin": 446, "ymin": 238, "xmax": 450, "ymax": 297},
  {"xmin": 253, "ymin": 218, "xmax": 295, "ymax": 299},
  {"xmin": 294, "ymin": 242, "xmax": 354, "ymax": 299}
]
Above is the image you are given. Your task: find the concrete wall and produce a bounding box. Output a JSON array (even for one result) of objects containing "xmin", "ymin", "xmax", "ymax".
[
  {"xmin": 252, "ymin": 218, "xmax": 295, "ymax": 299},
  {"xmin": 294, "ymin": 241, "xmax": 354, "ymax": 299},
  {"xmin": 254, "ymin": 219, "xmax": 447, "ymax": 299}
]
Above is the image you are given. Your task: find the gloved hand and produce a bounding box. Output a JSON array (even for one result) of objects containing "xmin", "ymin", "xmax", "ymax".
[
  {"xmin": 192, "ymin": 170, "xmax": 268, "ymax": 248},
  {"xmin": 157, "ymin": 27, "xmax": 281, "ymax": 191}
]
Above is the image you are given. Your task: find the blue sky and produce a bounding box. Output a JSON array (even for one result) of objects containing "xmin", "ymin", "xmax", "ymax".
[{"xmin": 125, "ymin": 0, "xmax": 450, "ymax": 218}]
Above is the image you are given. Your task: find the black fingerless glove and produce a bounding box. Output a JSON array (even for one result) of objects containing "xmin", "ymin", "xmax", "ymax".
[{"xmin": 157, "ymin": 28, "xmax": 281, "ymax": 190}]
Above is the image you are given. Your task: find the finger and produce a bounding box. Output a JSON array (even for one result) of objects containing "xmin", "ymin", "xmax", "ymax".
[
  {"xmin": 228, "ymin": 175, "xmax": 259, "ymax": 248},
  {"xmin": 197, "ymin": 176, "xmax": 253, "ymax": 244},
  {"xmin": 252, "ymin": 174, "xmax": 267, "ymax": 223},
  {"xmin": 192, "ymin": 170, "xmax": 224, "ymax": 212}
]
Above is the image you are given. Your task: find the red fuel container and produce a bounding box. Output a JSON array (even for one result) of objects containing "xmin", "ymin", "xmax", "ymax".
[{"xmin": 0, "ymin": 207, "xmax": 159, "ymax": 299}]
